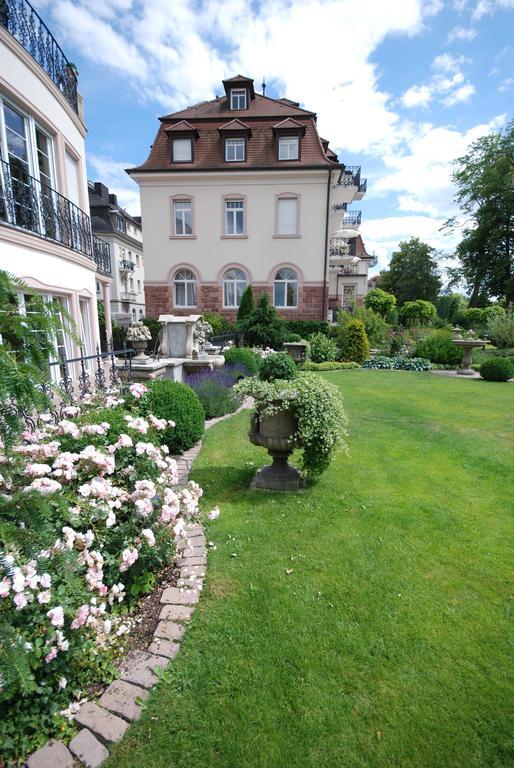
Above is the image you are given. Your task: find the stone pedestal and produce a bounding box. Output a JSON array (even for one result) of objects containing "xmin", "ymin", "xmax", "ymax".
[
  {"xmin": 158, "ymin": 315, "xmax": 201, "ymax": 358},
  {"xmin": 283, "ymin": 342, "xmax": 309, "ymax": 363},
  {"xmin": 248, "ymin": 409, "xmax": 300, "ymax": 491}
]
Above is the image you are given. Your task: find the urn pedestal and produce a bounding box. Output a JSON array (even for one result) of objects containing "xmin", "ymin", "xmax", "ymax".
[{"xmin": 248, "ymin": 407, "xmax": 300, "ymax": 491}]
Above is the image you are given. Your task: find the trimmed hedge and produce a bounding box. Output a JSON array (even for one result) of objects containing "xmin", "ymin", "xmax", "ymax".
[
  {"xmin": 363, "ymin": 356, "xmax": 432, "ymax": 371},
  {"xmin": 285, "ymin": 320, "xmax": 330, "ymax": 337},
  {"xmin": 303, "ymin": 361, "xmax": 360, "ymax": 371},
  {"xmin": 146, "ymin": 380, "xmax": 205, "ymax": 453},
  {"xmin": 259, "ymin": 352, "xmax": 297, "ymax": 381},
  {"xmin": 479, "ymin": 357, "xmax": 514, "ymax": 382},
  {"xmin": 223, "ymin": 346, "xmax": 261, "ymax": 374},
  {"xmin": 341, "ymin": 319, "xmax": 370, "ymax": 364}
]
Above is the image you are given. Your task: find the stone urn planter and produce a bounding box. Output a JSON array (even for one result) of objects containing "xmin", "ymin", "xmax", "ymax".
[
  {"xmin": 283, "ymin": 341, "xmax": 309, "ymax": 364},
  {"xmin": 126, "ymin": 321, "xmax": 152, "ymax": 363},
  {"xmin": 248, "ymin": 404, "xmax": 300, "ymax": 491}
]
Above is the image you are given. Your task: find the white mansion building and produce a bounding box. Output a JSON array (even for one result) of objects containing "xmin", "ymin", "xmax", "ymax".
[
  {"xmin": 128, "ymin": 75, "xmax": 374, "ymax": 321},
  {"xmin": 0, "ymin": 0, "xmax": 112, "ymax": 379}
]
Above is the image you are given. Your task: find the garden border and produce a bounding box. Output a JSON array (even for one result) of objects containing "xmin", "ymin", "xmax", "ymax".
[{"xmin": 25, "ymin": 400, "xmax": 252, "ymax": 768}]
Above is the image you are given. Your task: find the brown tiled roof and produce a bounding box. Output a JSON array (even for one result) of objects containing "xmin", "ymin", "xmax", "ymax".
[
  {"xmin": 164, "ymin": 120, "xmax": 197, "ymax": 133},
  {"xmin": 128, "ymin": 85, "xmax": 340, "ymax": 173}
]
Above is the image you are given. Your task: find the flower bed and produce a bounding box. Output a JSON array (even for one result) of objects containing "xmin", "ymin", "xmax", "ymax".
[
  {"xmin": 184, "ymin": 364, "xmax": 250, "ymax": 419},
  {"xmin": 0, "ymin": 384, "xmax": 207, "ymax": 763}
]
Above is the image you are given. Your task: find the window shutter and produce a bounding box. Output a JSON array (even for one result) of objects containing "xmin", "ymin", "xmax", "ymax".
[{"xmin": 278, "ymin": 198, "xmax": 297, "ymax": 235}]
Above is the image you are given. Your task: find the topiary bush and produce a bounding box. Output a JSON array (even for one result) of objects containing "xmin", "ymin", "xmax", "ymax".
[
  {"xmin": 400, "ymin": 300, "xmax": 437, "ymax": 326},
  {"xmin": 259, "ymin": 352, "xmax": 297, "ymax": 381},
  {"xmin": 479, "ymin": 357, "xmax": 514, "ymax": 382},
  {"xmin": 146, "ymin": 380, "xmax": 205, "ymax": 453},
  {"xmin": 302, "ymin": 361, "xmax": 360, "ymax": 371},
  {"xmin": 363, "ymin": 356, "xmax": 432, "ymax": 371},
  {"xmin": 308, "ymin": 332, "xmax": 338, "ymax": 363},
  {"xmin": 341, "ymin": 319, "xmax": 370, "ymax": 364},
  {"xmin": 364, "ymin": 288, "xmax": 396, "ymax": 317},
  {"xmin": 223, "ymin": 346, "xmax": 261, "ymax": 374},
  {"xmin": 414, "ymin": 330, "xmax": 464, "ymax": 366}
]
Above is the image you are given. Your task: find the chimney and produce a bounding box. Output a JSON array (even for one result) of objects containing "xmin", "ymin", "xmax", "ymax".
[
  {"xmin": 109, "ymin": 193, "xmax": 118, "ymax": 206},
  {"xmin": 93, "ymin": 182, "xmax": 109, "ymax": 202}
]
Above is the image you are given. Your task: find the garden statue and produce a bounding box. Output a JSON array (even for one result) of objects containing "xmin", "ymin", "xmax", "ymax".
[
  {"xmin": 126, "ymin": 321, "xmax": 152, "ymax": 362},
  {"xmin": 192, "ymin": 318, "xmax": 213, "ymax": 358}
]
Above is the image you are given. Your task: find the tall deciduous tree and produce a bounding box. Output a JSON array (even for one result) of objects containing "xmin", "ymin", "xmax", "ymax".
[
  {"xmin": 445, "ymin": 120, "xmax": 514, "ymax": 305},
  {"xmin": 379, "ymin": 237, "xmax": 441, "ymax": 305}
]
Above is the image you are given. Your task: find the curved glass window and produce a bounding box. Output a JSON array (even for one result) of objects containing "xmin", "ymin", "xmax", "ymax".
[
  {"xmin": 174, "ymin": 269, "xmax": 196, "ymax": 307},
  {"xmin": 273, "ymin": 268, "xmax": 298, "ymax": 308},
  {"xmin": 223, "ymin": 268, "xmax": 247, "ymax": 307}
]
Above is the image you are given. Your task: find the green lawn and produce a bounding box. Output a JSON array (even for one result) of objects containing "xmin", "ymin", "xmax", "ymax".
[{"xmin": 106, "ymin": 371, "xmax": 514, "ymax": 768}]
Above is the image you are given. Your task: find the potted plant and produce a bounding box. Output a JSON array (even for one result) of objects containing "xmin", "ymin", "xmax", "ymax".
[
  {"xmin": 235, "ymin": 374, "xmax": 348, "ymax": 489},
  {"xmin": 126, "ymin": 321, "xmax": 152, "ymax": 361}
]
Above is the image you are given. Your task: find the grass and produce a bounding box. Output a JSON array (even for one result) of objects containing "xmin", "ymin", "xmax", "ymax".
[{"xmin": 106, "ymin": 371, "xmax": 514, "ymax": 768}]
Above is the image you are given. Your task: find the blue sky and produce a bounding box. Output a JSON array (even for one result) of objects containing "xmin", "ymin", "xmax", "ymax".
[{"xmin": 36, "ymin": 0, "xmax": 513, "ymax": 273}]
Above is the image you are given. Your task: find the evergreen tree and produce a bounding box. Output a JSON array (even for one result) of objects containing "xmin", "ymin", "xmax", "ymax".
[
  {"xmin": 242, "ymin": 294, "xmax": 287, "ymax": 349},
  {"xmin": 236, "ymin": 284, "xmax": 255, "ymax": 328},
  {"xmin": 380, "ymin": 238, "xmax": 441, "ymax": 306}
]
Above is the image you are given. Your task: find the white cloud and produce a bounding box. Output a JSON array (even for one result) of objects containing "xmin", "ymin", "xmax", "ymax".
[
  {"xmin": 401, "ymin": 84, "xmax": 433, "ymax": 107},
  {"xmin": 447, "ymin": 25, "xmax": 477, "ymax": 41},
  {"xmin": 498, "ymin": 76, "xmax": 514, "ymax": 91},
  {"xmin": 442, "ymin": 82, "xmax": 476, "ymax": 105},
  {"xmin": 87, "ymin": 155, "xmax": 141, "ymax": 216},
  {"xmin": 431, "ymin": 53, "xmax": 471, "ymax": 72},
  {"xmin": 472, "ymin": 0, "xmax": 514, "ymax": 20}
]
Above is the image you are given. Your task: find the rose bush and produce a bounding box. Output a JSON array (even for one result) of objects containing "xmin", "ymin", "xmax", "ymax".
[{"xmin": 0, "ymin": 383, "xmax": 209, "ymax": 763}]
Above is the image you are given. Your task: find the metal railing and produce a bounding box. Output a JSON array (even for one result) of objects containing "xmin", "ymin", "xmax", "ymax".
[
  {"xmin": 341, "ymin": 211, "xmax": 361, "ymax": 227},
  {"xmin": 341, "ymin": 165, "xmax": 361, "ymax": 187},
  {"xmin": 359, "ymin": 179, "xmax": 367, "ymax": 193},
  {"xmin": 0, "ymin": 159, "xmax": 109, "ymax": 271},
  {"xmin": 120, "ymin": 291, "xmax": 137, "ymax": 301},
  {"xmin": 93, "ymin": 235, "xmax": 111, "ymax": 276},
  {"xmin": 1, "ymin": 0, "xmax": 78, "ymax": 113},
  {"xmin": 209, "ymin": 331, "xmax": 238, "ymax": 348},
  {"xmin": 120, "ymin": 259, "xmax": 135, "ymax": 271}
]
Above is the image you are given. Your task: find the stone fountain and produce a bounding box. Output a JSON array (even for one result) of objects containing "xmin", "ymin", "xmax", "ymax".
[{"xmin": 452, "ymin": 328, "xmax": 486, "ymax": 375}]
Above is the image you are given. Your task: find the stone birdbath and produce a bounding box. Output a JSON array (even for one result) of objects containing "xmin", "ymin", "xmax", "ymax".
[
  {"xmin": 452, "ymin": 330, "xmax": 486, "ymax": 375},
  {"xmin": 126, "ymin": 321, "xmax": 152, "ymax": 362}
]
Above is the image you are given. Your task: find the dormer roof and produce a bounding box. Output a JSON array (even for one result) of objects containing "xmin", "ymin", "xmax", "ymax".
[
  {"xmin": 222, "ymin": 75, "xmax": 255, "ymax": 99},
  {"xmin": 272, "ymin": 118, "xmax": 306, "ymax": 135},
  {"xmin": 218, "ymin": 118, "xmax": 252, "ymax": 135}
]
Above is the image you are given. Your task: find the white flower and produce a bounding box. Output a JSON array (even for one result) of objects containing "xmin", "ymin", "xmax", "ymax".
[
  {"xmin": 47, "ymin": 606, "xmax": 65, "ymax": 627},
  {"xmin": 40, "ymin": 573, "xmax": 52, "ymax": 589},
  {"xmin": 105, "ymin": 510, "xmax": 116, "ymax": 528},
  {"xmin": 58, "ymin": 676, "xmax": 67, "ymax": 689},
  {"xmin": 141, "ymin": 528, "xmax": 156, "ymax": 547},
  {"xmin": 0, "ymin": 577, "xmax": 11, "ymax": 598},
  {"xmin": 38, "ymin": 590, "xmax": 52, "ymax": 604},
  {"xmin": 208, "ymin": 507, "xmax": 220, "ymax": 521}
]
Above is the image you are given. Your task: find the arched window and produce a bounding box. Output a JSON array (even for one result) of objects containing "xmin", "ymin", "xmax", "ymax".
[
  {"xmin": 174, "ymin": 269, "xmax": 196, "ymax": 307},
  {"xmin": 273, "ymin": 268, "xmax": 298, "ymax": 308},
  {"xmin": 223, "ymin": 268, "xmax": 247, "ymax": 307}
]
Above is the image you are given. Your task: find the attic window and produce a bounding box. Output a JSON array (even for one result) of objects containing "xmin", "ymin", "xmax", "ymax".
[
  {"xmin": 172, "ymin": 137, "xmax": 193, "ymax": 163},
  {"xmin": 230, "ymin": 88, "xmax": 247, "ymax": 109},
  {"xmin": 278, "ymin": 135, "xmax": 299, "ymax": 160}
]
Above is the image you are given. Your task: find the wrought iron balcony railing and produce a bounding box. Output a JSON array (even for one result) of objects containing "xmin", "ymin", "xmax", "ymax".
[
  {"xmin": 1, "ymin": 0, "xmax": 78, "ymax": 114},
  {"xmin": 341, "ymin": 211, "xmax": 361, "ymax": 227},
  {"xmin": 1, "ymin": 158, "xmax": 110, "ymax": 275},
  {"xmin": 359, "ymin": 179, "xmax": 367, "ymax": 193},
  {"xmin": 93, "ymin": 235, "xmax": 111, "ymax": 276},
  {"xmin": 120, "ymin": 259, "xmax": 135, "ymax": 271},
  {"xmin": 341, "ymin": 165, "xmax": 361, "ymax": 187}
]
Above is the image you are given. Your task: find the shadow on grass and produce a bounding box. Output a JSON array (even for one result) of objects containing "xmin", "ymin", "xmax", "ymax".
[{"xmin": 190, "ymin": 463, "xmax": 306, "ymax": 508}]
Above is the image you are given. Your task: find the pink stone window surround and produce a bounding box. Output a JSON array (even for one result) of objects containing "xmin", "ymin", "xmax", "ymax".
[
  {"xmin": 221, "ymin": 194, "xmax": 248, "ymax": 238},
  {"xmin": 170, "ymin": 195, "xmax": 196, "ymax": 239},
  {"xmin": 173, "ymin": 267, "xmax": 197, "ymax": 308},
  {"xmin": 274, "ymin": 193, "xmax": 301, "ymax": 238}
]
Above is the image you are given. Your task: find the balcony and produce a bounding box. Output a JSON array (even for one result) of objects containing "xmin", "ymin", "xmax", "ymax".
[
  {"xmin": 1, "ymin": 0, "xmax": 78, "ymax": 114},
  {"xmin": 120, "ymin": 291, "xmax": 137, "ymax": 302},
  {"xmin": 355, "ymin": 178, "xmax": 367, "ymax": 200},
  {"xmin": 341, "ymin": 211, "xmax": 361, "ymax": 227},
  {"xmin": 341, "ymin": 165, "xmax": 361, "ymax": 187},
  {"xmin": 93, "ymin": 236, "xmax": 111, "ymax": 276},
  {"xmin": 0, "ymin": 158, "xmax": 109, "ymax": 273},
  {"xmin": 120, "ymin": 259, "xmax": 135, "ymax": 272}
]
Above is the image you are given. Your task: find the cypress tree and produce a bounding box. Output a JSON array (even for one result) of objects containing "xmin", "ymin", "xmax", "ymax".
[{"xmin": 237, "ymin": 284, "xmax": 255, "ymax": 327}]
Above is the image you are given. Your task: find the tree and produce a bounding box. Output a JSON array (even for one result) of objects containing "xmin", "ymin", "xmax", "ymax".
[
  {"xmin": 341, "ymin": 319, "xmax": 370, "ymax": 363},
  {"xmin": 400, "ymin": 300, "xmax": 436, "ymax": 326},
  {"xmin": 445, "ymin": 120, "xmax": 514, "ymax": 305},
  {"xmin": 380, "ymin": 238, "xmax": 442, "ymax": 305},
  {"xmin": 436, "ymin": 293, "xmax": 468, "ymax": 324},
  {"xmin": 236, "ymin": 285, "xmax": 255, "ymax": 328},
  {"xmin": 364, "ymin": 288, "xmax": 396, "ymax": 317},
  {"xmin": 242, "ymin": 294, "xmax": 287, "ymax": 349}
]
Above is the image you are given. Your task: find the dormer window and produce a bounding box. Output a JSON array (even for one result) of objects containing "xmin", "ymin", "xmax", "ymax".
[
  {"xmin": 225, "ymin": 137, "xmax": 245, "ymax": 162},
  {"xmin": 230, "ymin": 88, "xmax": 247, "ymax": 110},
  {"xmin": 278, "ymin": 135, "xmax": 299, "ymax": 160},
  {"xmin": 172, "ymin": 137, "xmax": 192, "ymax": 163}
]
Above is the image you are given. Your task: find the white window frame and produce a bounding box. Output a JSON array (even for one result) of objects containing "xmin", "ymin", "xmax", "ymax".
[
  {"xmin": 273, "ymin": 269, "xmax": 298, "ymax": 308},
  {"xmin": 0, "ymin": 95, "xmax": 56, "ymax": 187},
  {"xmin": 173, "ymin": 269, "xmax": 197, "ymax": 308},
  {"xmin": 276, "ymin": 195, "xmax": 299, "ymax": 236},
  {"xmin": 278, "ymin": 135, "xmax": 299, "ymax": 161},
  {"xmin": 225, "ymin": 137, "xmax": 245, "ymax": 162},
  {"xmin": 230, "ymin": 88, "xmax": 247, "ymax": 109},
  {"xmin": 173, "ymin": 198, "xmax": 193, "ymax": 236},
  {"xmin": 224, "ymin": 198, "xmax": 245, "ymax": 236},
  {"xmin": 115, "ymin": 215, "xmax": 124, "ymax": 232},
  {"xmin": 172, "ymin": 137, "xmax": 193, "ymax": 163},
  {"xmin": 223, "ymin": 268, "xmax": 247, "ymax": 308}
]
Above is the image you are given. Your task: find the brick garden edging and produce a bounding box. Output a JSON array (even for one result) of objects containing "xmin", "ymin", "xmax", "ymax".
[{"xmin": 25, "ymin": 400, "xmax": 252, "ymax": 768}]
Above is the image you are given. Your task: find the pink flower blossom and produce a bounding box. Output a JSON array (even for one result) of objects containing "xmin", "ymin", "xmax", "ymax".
[
  {"xmin": 40, "ymin": 573, "xmax": 52, "ymax": 589},
  {"xmin": 141, "ymin": 528, "xmax": 156, "ymax": 547},
  {"xmin": 71, "ymin": 604, "xmax": 89, "ymax": 629},
  {"xmin": 0, "ymin": 578, "xmax": 9, "ymax": 598},
  {"xmin": 114, "ymin": 434, "xmax": 133, "ymax": 449},
  {"xmin": 47, "ymin": 606, "xmax": 65, "ymax": 627},
  {"xmin": 45, "ymin": 647, "xmax": 58, "ymax": 664},
  {"xmin": 119, "ymin": 547, "xmax": 138, "ymax": 573},
  {"xmin": 13, "ymin": 592, "xmax": 28, "ymax": 610},
  {"xmin": 38, "ymin": 590, "xmax": 52, "ymax": 604},
  {"xmin": 24, "ymin": 462, "xmax": 52, "ymax": 477},
  {"xmin": 24, "ymin": 477, "xmax": 62, "ymax": 495},
  {"xmin": 129, "ymin": 383, "xmax": 148, "ymax": 399}
]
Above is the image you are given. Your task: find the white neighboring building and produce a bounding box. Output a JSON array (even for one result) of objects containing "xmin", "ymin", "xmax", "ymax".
[
  {"xmin": 0, "ymin": 0, "xmax": 112, "ymax": 378},
  {"xmin": 88, "ymin": 182, "xmax": 145, "ymax": 327}
]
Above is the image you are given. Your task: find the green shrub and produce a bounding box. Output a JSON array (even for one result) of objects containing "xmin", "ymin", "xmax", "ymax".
[
  {"xmin": 341, "ymin": 319, "xmax": 370, "ymax": 364},
  {"xmin": 486, "ymin": 309, "xmax": 514, "ymax": 349},
  {"xmin": 308, "ymin": 332, "xmax": 338, "ymax": 362},
  {"xmin": 259, "ymin": 352, "xmax": 297, "ymax": 381},
  {"xmin": 414, "ymin": 330, "xmax": 464, "ymax": 366},
  {"xmin": 302, "ymin": 361, "xmax": 360, "ymax": 371},
  {"xmin": 338, "ymin": 306, "xmax": 390, "ymax": 348},
  {"xmin": 146, "ymin": 380, "xmax": 204, "ymax": 453},
  {"xmin": 364, "ymin": 288, "xmax": 396, "ymax": 317},
  {"xmin": 187, "ymin": 378, "xmax": 241, "ymax": 418},
  {"xmin": 241, "ymin": 295, "xmax": 287, "ymax": 349},
  {"xmin": 363, "ymin": 356, "xmax": 432, "ymax": 371},
  {"xmin": 236, "ymin": 285, "xmax": 255, "ymax": 328},
  {"xmin": 142, "ymin": 317, "xmax": 161, "ymax": 350},
  {"xmin": 285, "ymin": 320, "xmax": 329, "ymax": 337},
  {"xmin": 400, "ymin": 300, "xmax": 437, "ymax": 325},
  {"xmin": 223, "ymin": 346, "xmax": 261, "ymax": 374},
  {"xmin": 202, "ymin": 312, "xmax": 236, "ymax": 336},
  {"xmin": 479, "ymin": 357, "xmax": 514, "ymax": 382},
  {"xmin": 286, "ymin": 332, "xmax": 302, "ymax": 342}
]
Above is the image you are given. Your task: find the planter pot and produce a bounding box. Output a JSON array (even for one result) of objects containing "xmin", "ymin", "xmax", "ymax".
[
  {"xmin": 248, "ymin": 405, "xmax": 300, "ymax": 491},
  {"xmin": 283, "ymin": 342, "xmax": 309, "ymax": 363},
  {"xmin": 131, "ymin": 339, "xmax": 149, "ymax": 362}
]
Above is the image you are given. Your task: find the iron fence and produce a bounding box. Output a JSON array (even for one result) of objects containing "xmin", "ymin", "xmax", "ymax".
[
  {"xmin": 209, "ymin": 332, "xmax": 239, "ymax": 348},
  {"xmin": 1, "ymin": 0, "xmax": 78, "ymax": 113}
]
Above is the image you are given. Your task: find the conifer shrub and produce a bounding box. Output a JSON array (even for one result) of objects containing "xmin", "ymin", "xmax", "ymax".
[
  {"xmin": 241, "ymin": 295, "xmax": 287, "ymax": 349},
  {"xmin": 146, "ymin": 380, "xmax": 205, "ymax": 453},
  {"xmin": 341, "ymin": 319, "xmax": 370, "ymax": 364},
  {"xmin": 236, "ymin": 285, "xmax": 255, "ymax": 328},
  {"xmin": 479, "ymin": 357, "xmax": 514, "ymax": 382}
]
